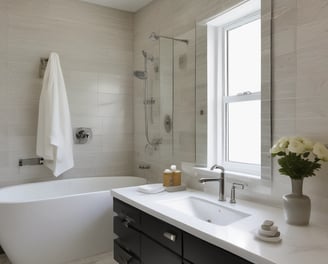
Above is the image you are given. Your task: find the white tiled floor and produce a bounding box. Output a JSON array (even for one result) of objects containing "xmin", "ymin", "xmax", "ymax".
[
  {"xmin": 0, "ymin": 251, "xmax": 117, "ymax": 264},
  {"xmin": 68, "ymin": 251, "xmax": 117, "ymax": 264}
]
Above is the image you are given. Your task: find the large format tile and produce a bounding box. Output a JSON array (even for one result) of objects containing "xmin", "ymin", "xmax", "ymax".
[{"xmin": 1, "ymin": 0, "xmax": 134, "ymax": 185}]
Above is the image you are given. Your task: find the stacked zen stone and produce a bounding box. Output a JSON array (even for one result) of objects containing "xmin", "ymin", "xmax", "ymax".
[{"xmin": 256, "ymin": 220, "xmax": 282, "ymax": 243}]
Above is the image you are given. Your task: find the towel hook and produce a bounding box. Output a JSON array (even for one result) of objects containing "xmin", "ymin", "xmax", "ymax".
[{"xmin": 39, "ymin": 57, "xmax": 49, "ymax": 78}]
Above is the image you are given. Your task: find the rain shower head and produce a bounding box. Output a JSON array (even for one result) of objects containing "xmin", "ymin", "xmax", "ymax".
[
  {"xmin": 133, "ymin": 70, "xmax": 147, "ymax": 80},
  {"xmin": 149, "ymin": 32, "xmax": 160, "ymax": 41}
]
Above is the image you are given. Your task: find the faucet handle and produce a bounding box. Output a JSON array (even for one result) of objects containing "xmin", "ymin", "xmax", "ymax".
[
  {"xmin": 230, "ymin": 182, "xmax": 245, "ymax": 204},
  {"xmin": 232, "ymin": 182, "xmax": 245, "ymax": 189}
]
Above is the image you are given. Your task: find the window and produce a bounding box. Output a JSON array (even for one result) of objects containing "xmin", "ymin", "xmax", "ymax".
[
  {"xmin": 207, "ymin": 2, "xmax": 261, "ymax": 177},
  {"xmin": 224, "ymin": 16, "xmax": 261, "ymax": 175}
]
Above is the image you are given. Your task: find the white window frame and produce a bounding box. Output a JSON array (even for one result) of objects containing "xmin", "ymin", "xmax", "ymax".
[{"xmin": 207, "ymin": 7, "xmax": 261, "ymax": 178}]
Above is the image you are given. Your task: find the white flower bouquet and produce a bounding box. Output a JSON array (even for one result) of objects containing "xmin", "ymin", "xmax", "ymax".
[{"xmin": 271, "ymin": 137, "xmax": 328, "ymax": 179}]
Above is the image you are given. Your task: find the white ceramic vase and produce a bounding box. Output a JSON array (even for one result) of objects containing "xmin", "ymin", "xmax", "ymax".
[{"xmin": 283, "ymin": 178, "xmax": 311, "ymax": 226}]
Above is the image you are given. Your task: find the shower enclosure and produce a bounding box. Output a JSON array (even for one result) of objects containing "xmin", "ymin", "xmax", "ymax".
[{"xmin": 134, "ymin": 31, "xmax": 192, "ymax": 160}]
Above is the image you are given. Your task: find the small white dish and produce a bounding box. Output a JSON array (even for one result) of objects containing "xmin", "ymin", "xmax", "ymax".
[{"xmin": 137, "ymin": 184, "xmax": 165, "ymax": 194}]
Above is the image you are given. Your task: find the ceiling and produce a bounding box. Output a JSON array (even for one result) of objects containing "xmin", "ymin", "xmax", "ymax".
[{"xmin": 81, "ymin": 0, "xmax": 153, "ymax": 12}]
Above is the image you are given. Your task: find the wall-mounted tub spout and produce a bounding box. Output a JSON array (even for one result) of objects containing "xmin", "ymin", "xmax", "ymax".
[
  {"xmin": 19, "ymin": 157, "xmax": 44, "ymax": 166},
  {"xmin": 138, "ymin": 164, "xmax": 151, "ymax": 170}
]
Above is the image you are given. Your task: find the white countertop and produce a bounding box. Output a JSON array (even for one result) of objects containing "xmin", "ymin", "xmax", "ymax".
[{"xmin": 112, "ymin": 186, "xmax": 328, "ymax": 264}]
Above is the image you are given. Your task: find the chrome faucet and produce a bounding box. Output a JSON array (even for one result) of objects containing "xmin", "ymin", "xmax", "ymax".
[{"xmin": 199, "ymin": 164, "xmax": 225, "ymax": 201}]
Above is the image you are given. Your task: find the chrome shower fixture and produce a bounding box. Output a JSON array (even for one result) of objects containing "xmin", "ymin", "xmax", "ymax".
[
  {"xmin": 133, "ymin": 50, "xmax": 162, "ymax": 150},
  {"xmin": 142, "ymin": 50, "xmax": 154, "ymax": 62},
  {"xmin": 149, "ymin": 32, "xmax": 159, "ymax": 41},
  {"xmin": 133, "ymin": 70, "xmax": 147, "ymax": 80},
  {"xmin": 149, "ymin": 32, "xmax": 189, "ymax": 44},
  {"xmin": 133, "ymin": 50, "xmax": 154, "ymax": 80}
]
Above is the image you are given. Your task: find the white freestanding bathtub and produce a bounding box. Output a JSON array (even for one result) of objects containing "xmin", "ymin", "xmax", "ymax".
[{"xmin": 0, "ymin": 176, "xmax": 146, "ymax": 264}]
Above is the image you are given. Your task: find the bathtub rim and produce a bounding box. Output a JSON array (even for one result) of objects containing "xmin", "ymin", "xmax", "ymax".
[{"xmin": 0, "ymin": 176, "xmax": 147, "ymax": 204}]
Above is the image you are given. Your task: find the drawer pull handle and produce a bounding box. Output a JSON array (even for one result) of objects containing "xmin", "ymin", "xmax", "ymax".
[
  {"xmin": 122, "ymin": 216, "xmax": 134, "ymax": 228},
  {"xmin": 163, "ymin": 232, "xmax": 176, "ymax": 242},
  {"xmin": 123, "ymin": 220, "xmax": 129, "ymax": 228}
]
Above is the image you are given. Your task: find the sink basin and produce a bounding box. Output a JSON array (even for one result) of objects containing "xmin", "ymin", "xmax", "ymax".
[{"xmin": 157, "ymin": 196, "xmax": 250, "ymax": 226}]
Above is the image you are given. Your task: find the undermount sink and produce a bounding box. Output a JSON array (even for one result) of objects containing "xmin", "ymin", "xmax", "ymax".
[{"xmin": 157, "ymin": 196, "xmax": 250, "ymax": 226}]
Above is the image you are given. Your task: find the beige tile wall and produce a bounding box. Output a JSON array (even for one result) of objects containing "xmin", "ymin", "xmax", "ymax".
[
  {"xmin": 134, "ymin": 0, "xmax": 328, "ymax": 212},
  {"xmin": 269, "ymin": 0, "xmax": 328, "ymax": 212},
  {"xmin": 0, "ymin": 0, "xmax": 134, "ymax": 186},
  {"xmin": 0, "ymin": 0, "xmax": 327, "ymax": 213}
]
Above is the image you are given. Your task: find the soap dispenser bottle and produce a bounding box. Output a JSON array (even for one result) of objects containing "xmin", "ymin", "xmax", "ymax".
[
  {"xmin": 163, "ymin": 169, "xmax": 173, "ymax": 187},
  {"xmin": 170, "ymin": 164, "xmax": 181, "ymax": 186}
]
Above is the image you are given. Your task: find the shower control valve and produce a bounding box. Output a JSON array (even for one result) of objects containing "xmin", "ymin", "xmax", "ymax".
[
  {"xmin": 143, "ymin": 97, "xmax": 155, "ymax": 105},
  {"xmin": 74, "ymin": 127, "xmax": 92, "ymax": 144}
]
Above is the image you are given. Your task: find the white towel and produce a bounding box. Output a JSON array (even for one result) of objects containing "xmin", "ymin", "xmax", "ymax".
[{"xmin": 36, "ymin": 52, "xmax": 74, "ymax": 176}]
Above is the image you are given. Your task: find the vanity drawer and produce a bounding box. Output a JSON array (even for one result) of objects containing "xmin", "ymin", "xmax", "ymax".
[
  {"xmin": 141, "ymin": 212, "xmax": 182, "ymax": 255},
  {"xmin": 114, "ymin": 216, "xmax": 141, "ymax": 257},
  {"xmin": 141, "ymin": 234, "xmax": 182, "ymax": 264},
  {"xmin": 114, "ymin": 198, "xmax": 141, "ymax": 229},
  {"xmin": 183, "ymin": 232, "xmax": 253, "ymax": 264},
  {"xmin": 114, "ymin": 239, "xmax": 141, "ymax": 264}
]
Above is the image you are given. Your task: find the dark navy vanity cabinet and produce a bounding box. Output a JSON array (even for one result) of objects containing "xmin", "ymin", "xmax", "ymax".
[{"xmin": 113, "ymin": 198, "xmax": 253, "ymax": 264}]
